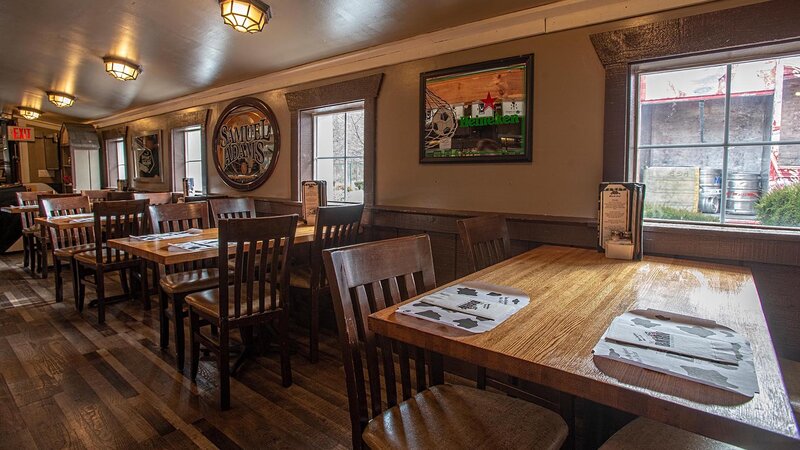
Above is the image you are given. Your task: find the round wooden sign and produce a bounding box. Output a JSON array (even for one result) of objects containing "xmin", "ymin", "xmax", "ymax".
[{"xmin": 212, "ymin": 97, "xmax": 281, "ymax": 191}]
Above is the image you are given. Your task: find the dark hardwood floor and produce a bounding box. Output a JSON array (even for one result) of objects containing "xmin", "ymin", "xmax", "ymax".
[{"xmin": 0, "ymin": 252, "xmax": 353, "ymax": 449}]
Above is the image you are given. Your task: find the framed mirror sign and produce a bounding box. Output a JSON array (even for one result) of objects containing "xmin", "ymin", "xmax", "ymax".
[
  {"xmin": 212, "ymin": 97, "xmax": 281, "ymax": 190},
  {"xmin": 420, "ymin": 54, "xmax": 534, "ymax": 163}
]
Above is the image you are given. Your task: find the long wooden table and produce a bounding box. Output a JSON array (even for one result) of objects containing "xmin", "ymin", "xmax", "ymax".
[
  {"xmin": 369, "ymin": 245, "xmax": 799, "ymax": 448},
  {"xmin": 1, "ymin": 204, "xmax": 38, "ymax": 214},
  {"xmin": 107, "ymin": 225, "xmax": 316, "ymax": 265}
]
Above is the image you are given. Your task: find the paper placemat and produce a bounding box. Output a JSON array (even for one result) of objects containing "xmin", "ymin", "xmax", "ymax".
[
  {"xmin": 397, "ymin": 282, "xmax": 529, "ymax": 333},
  {"xmin": 593, "ymin": 309, "xmax": 758, "ymax": 397},
  {"xmin": 131, "ymin": 229, "xmax": 202, "ymax": 242},
  {"xmin": 168, "ymin": 239, "xmax": 219, "ymax": 252}
]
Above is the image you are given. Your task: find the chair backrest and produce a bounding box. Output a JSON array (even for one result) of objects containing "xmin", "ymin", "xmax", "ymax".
[
  {"xmin": 209, "ymin": 197, "xmax": 256, "ymax": 227},
  {"xmin": 82, "ymin": 190, "xmax": 110, "ymax": 202},
  {"xmin": 16, "ymin": 190, "xmax": 53, "ymax": 228},
  {"xmin": 41, "ymin": 196, "xmax": 94, "ymax": 250},
  {"xmin": 322, "ymin": 234, "xmax": 439, "ymax": 450},
  {"xmin": 134, "ymin": 192, "xmax": 173, "ymax": 205},
  {"xmin": 308, "ymin": 204, "xmax": 364, "ymax": 290},
  {"xmin": 149, "ymin": 202, "xmax": 212, "ymax": 274},
  {"xmin": 92, "ymin": 199, "xmax": 148, "ymax": 264},
  {"xmin": 36, "ymin": 193, "xmax": 82, "ymax": 217},
  {"xmin": 218, "ymin": 215, "xmax": 298, "ymax": 321},
  {"xmin": 456, "ymin": 215, "xmax": 512, "ymax": 273},
  {"xmin": 107, "ymin": 191, "xmax": 135, "ymax": 200}
]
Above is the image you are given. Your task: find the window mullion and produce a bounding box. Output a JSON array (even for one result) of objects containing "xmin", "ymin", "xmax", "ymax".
[{"xmin": 720, "ymin": 64, "xmax": 733, "ymax": 224}]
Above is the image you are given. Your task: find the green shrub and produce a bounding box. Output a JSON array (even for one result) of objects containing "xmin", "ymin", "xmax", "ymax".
[
  {"xmin": 644, "ymin": 204, "xmax": 720, "ymax": 223},
  {"xmin": 756, "ymin": 183, "xmax": 800, "ymax": 227}
]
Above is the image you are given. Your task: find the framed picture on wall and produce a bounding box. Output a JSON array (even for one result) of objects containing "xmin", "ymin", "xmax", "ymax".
[
  {"xmin": 419, "ymin": 54, "xmax": 534, "ymax": 163},
  {"xmin": 133, "ymin": 130, "xmax": 162, "ymax": 182}
]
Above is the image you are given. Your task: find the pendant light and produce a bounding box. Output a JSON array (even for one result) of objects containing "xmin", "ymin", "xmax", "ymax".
[
  {"xmin": 103, "ymin": 56, "xmax": 142, "ymax": 81},
  {"xmin": 220, "ymin": 0, "xmax": 272, "ymax": 33},
  {"xmin": 17, "ymin": 106, "xmax": 41, "ymax": 120},
  {"xmin": 47, "ymin": 91, "xmax": 76, "ymax": 108}
]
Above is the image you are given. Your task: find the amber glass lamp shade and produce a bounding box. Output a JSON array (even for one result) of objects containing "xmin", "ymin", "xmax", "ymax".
[
  {"xmin": 103, "ymin": 57, "xmax": 142, "ymax": 81},
  {"xmin": 47, "ymin": 91, "xmax": 76, "ymax": 108},
  {"xmin": 220, "ymin": 0, "xmax": 271, "ymax": 33},
  {"xmin": 17, "ymin": 107, "xmax": 41, "ymax": 120}
]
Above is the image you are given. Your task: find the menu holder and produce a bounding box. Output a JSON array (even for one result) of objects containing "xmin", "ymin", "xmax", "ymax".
[
  {"xmin": 598, "ymin": 182, "xmax": 645, "ymax": 260},
  {"xmin": 592, "ymin": 309, "xmax": 758, "ymax": 397},
  {"xmin": 396, "ymin": 282, "xmax": 529, "ymax": 333},
  {"xmin": 302, "ymin": 180, "xmax": 327, "ymax": 225}
]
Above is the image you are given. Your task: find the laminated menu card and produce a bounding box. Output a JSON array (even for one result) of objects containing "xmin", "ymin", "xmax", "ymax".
[
  {"xmin": 168, "ymin": 239, "xmax": 219, "ymax": 252},
  {"xmin": 396, "ymin": 282, "xmax": 529, "ymax": 333},
  {"xmin": 593, "ymin": 309, "xmax": 758, "ymax": 397}
]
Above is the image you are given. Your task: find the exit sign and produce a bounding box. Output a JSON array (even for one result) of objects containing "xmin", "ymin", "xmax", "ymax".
[{"xmin": 7, "ymin": 126, "xmax": 35, "ymax": 142}]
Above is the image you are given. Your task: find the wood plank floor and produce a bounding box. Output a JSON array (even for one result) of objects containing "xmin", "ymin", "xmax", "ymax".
[{"xmin": 0, "ymin": 253, "xmax": 354, "ymax": 449}]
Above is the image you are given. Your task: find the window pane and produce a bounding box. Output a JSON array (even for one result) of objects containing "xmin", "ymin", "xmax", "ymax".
[
  {"xmin": 117, "ymin": 164, "xmax": 126, "ymax": 180},
  {"xmin": 185, "ymin": 161, "xmax": 203, "ymax": 192},
  {"xmin": 186, "ymin": 129, "xmax": 202, "ymax": 161},
  {"xmin": 728, "ymin": 60, "xmax": 776, "ymax": 143},
  {"xmin": 315, "ymin": 114, "xmax": 336, "ymax": 158},
  {"xmin": 638, "ymin": 66, "xmax": 727, "ymax": 146},
  {"xmin": 344, "ymin": 158, "xmax": 364, "ymax": 203},
  {"xmin": 345, "ymin": 110, "xmax": 365, "ymax": 157},
  {"xmin": 639, "ymin": 148, "xmax": 724, "ymax": 223},
  {"xmin": 315, "ymin": 158, "xmax": 346, "ymax": 202}
]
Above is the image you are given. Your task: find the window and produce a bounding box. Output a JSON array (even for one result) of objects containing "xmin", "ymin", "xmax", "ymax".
[
  {"xmin": 105, "ymin": 137, "xmax": 126, "ymax": 188},
  {"xmin": 172, "ymin": 125, "xmax": 204, "ymax": 193},
  {"xmin": 634, "ymin": 54, "xmax": 800, "ymax": 229},
  {"xmin": 313, "ymin": 106, "xmax": 365, "ymax": 203}
]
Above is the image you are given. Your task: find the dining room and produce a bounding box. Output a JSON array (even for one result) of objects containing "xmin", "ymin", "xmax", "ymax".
[{"xmin": 0, "ymin": 0, "xmax": 799, "ymax": 449}]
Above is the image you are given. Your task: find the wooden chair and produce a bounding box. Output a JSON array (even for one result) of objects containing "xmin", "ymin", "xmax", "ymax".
[
  {"xmin": 107, "ymin": 191, "xmax": 134, "ymax": 200},
  {"xmin": 322, "ymin": 234, "xmax": 568, "ymax": 450},
  {"xmin": 599, "ymin": 418, "xmax": 740, "ymax": 449},
  {"xmin": 149, "ymin": 202, "xmax": 217, "ymax": 371},
  {"xmin": 35, "ymin": 193, "xmax": 82, "ymax": 279},
  {"xmin": 81, "ymin": 189, "xmax": 110, "ymax": 203},
  {"xmin": 74, "ymin": 199, "xmax": 150, "ymax": 324},
  {"xmin": 186, "ymin": 214, "xmax": 298, "ymax": 410},
  {"xmin": 40, "ymin": 196, "xmax": 95, "ymax": 304},
  {"xmin": 134, "ymin": 192, "xmax": 173, "ymax": 205},
  {"xmin": 457, "ymin": 215, "xmax": 512, "ymax": 273},
  {"xmin": 290, "ymin": 204, "xmax": 364, "ymax": 363},
  {"xmin": 208, "ymin": 197, "xmax": 256, "ymax": 227},
  {"xmin": 15, "ymin": 190, "xmax": 52, "ymax": 274}
]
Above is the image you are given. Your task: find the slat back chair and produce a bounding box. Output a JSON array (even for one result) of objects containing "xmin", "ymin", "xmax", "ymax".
[
  {"xmin": 186, "ymin": 214, "xmax": 299, "ymax": 410},
  {"xmin": 322, "ymin": 234, "xmax": 441, "ymax": 449},
  {"xmin": 293, "ymin": 203, "xmax": 364, "ymax": 362},
  {"xmin": 324, "ymin": 235, "xmax": 569, "ymax": 450},
  {"xmin": 149, "ymin": 201, "xmax": 217, "ymax": 371},
  {"xmin": 33, "ymin": 193, "xmax": 82, "ymax": 278},
  {"xmin": 74, "ymin": 199, "xmax": 150, "ymax": 323},
  {"xmin": 208, "ymin": 197, "xmax": 256, "ymax": 227},
  {"xmin": 16, "ymin": 190, "xmax": 53, "ymax": 273},
  {"xmin": 107, "ymin": 191, "xmax": 134, "ymax": 200},
  {"xmin": 81, "ymin": 189, "xmax": 110, "ymax": 203},
  {"xmin": 41, "ymin": 196, "xmax": 94, "ymax": 303},
  {"xmin": 134, "ymin": 192, "xmax": 173, "ymax": 205},
  {"xmin": 457, "ymin": 215, "xmax": 512, "ymax": 273}
]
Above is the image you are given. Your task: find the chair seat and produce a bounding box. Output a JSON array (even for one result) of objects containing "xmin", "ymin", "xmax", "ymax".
[
  {"xmin": 289, "ymin": 266, "xmax": 311, "ymax": 290},
  {"xmin": 160, "ymin": 269, "xmax": 222, "ymax": 295},
  {"xmin": 22, "ymin": 225, "xmax": 39, "ymax": 235},
  {"xmin": 74, "ymin": 248, "xmax": 135, "ymax": 266},
  {"xmin": 185, "ymin": 285, "xmax": 278, "ymax": 319},
  {"xmin": 363, "ymin": 384, "xmax": 568, "ymax": 450},
  {"xmin": 53, "ymin": 243, "xmax": 96, "ymax": 259},
  {"xmin": 780, "ymin": 358, "xmax": 800, "ymax": 417},
  {"xmin": 599, "ymin": 417, "xmax": 741, "ymax": 449}
]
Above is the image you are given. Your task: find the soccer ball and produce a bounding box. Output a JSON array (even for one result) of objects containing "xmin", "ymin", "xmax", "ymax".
[{"xmin": 430, "ymin": 108, "xmax": 456, "ymax": 137}]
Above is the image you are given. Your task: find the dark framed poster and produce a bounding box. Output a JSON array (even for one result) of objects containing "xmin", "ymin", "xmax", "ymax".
[
  {"xmin": 212, "ymin": 97, "xmax": 280, "ymax": 191},
  {"xmin": 420, "ymin": 55, "xmax": 534, "ymax": 163},
  {"xmin": 133, "ymin": 130, "xmax": 162, "ymax": 181}
]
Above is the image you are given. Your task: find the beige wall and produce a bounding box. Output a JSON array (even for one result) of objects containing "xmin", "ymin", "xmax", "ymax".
[{"xmin": 22, "ymin": 125, "xmax": 58, "ymax": 185}]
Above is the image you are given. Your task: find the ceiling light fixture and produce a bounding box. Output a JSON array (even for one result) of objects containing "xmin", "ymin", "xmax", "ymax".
[
  {"xmin": 17, "ymin": 106, "xmax": 42, "ymax": 121},
  {"xmin": 47, "ymin": 91, "xmax": 76, "ymax": 108},
  {"xmin": 103, "ymin": 56, "xmax": 142, "ymax": 81},
  {"xmin": 220, "ymin": 0, "xmax": 272, "ymax": 33}
]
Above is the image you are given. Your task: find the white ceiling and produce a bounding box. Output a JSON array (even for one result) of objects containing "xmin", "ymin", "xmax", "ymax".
[{"xmin": 0, "ymin": 0, "xmax": 561, "ymax": 122}]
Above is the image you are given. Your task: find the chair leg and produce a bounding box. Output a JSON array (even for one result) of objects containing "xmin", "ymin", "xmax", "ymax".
[
  {"xmin": 96, "ymin": 268, "xmax": 106, "ymax": 324},
  {"xmin": 119, "ymin": 268, "xmax": 130, "ymax": 296},
  {"xmin": 139, "ymin": 261, "xmax": 150, "ymax": 310},
  {"xmin": 75, "ymin": 263, "xmax": 86, "ymax": 312},
  {"xmin": 22, "ymin": 237, "xmax": 30, "ymax": 269},
  {"xmin": 279, "ymin": 313, "xmax": 292, "ymax": 388},
  {"xmin": 309, "ymin": 288, "xmax": 320, "ymax": 363},
  {"xmin": 219, "ymin": 323, "xmax": 230, "ymax": 411},
  {"xmin": 70, "ymin": 258, "xmax": 80, "ymax": 304},
  {"xmin": 477, "ymin": 367, "xmax": 487, "ymax": 390},
  {"xmin": 158, "ymin": 289, "xmax": 169, "ymax": 350},
  {"xmin": 189, "ymin": 309, "xmax": 200, "ymax": 380},
  {"xmin": 173, "ymin": 295, "xmax": 186, "ymax": 373},
  {"xmin": 39, "ymin": 240, "xmax": 48, "ymax": 279},
  {"xmin": 54, "ymin": 257, "xmax": 63, "ymax": 303}
]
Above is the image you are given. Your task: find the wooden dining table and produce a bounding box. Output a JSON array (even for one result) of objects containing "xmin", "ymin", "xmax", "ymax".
[
  {"xmin": 368, "ymin": 245, "xmax": 799, "ymax": 448},
  {"xmin": 0, "ymin": 204, "xmax": 38, "ymax": 214},
  {"xmin": 106, "ymin": 225, "xmax": 316, "ymax": 265}
]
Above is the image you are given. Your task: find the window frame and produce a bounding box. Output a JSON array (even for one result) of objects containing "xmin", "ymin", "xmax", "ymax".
[
  {"xmin": 311, "ymin": 104, "xmax": 366, "ymax": 204},
  {"xmin": 630, "ymin": 48, "xmax": 800, "ymax": 231},
  {"xmin": 104, "ymin": 137, "xmax": 126, "ymax": 188},
  {"xmin": 171, "ymin": 124, "xmax": 205, "ymax": 193}
]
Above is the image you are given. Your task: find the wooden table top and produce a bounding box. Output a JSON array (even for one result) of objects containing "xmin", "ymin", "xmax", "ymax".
[
  {"xmin": 107, "ymin": 225, "xmax": 316, "ymax": 265},
  {"xmin": 369, "ymin": 245, "xmax": 799, "ymax": 448},
  {"xmin": 35, "ymin": 213, "xmax": 96, "ymax": 230},
  {"xmin": 1, "ymin": 205, "xmax": 38, "ymax": 214}
]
